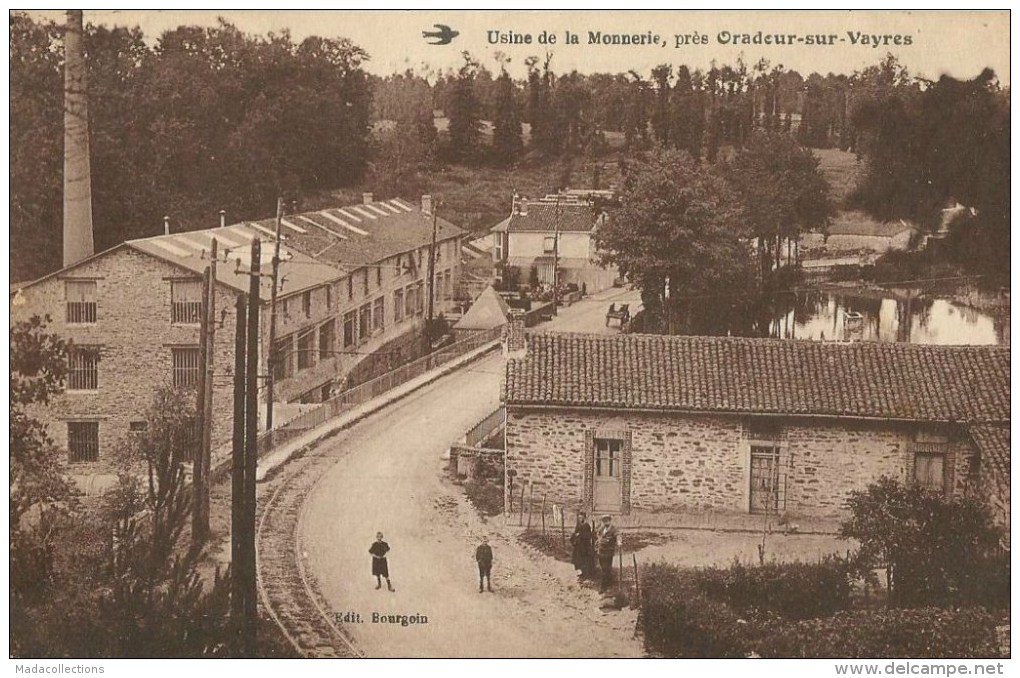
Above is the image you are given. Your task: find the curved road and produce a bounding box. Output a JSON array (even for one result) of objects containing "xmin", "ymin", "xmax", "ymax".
[{"xmin": 299, "ymin": 289, "xmax": 643, "ymax": 658}]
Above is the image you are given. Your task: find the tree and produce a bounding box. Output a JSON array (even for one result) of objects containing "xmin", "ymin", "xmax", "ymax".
[
  {"xmin": 672, "ymin": 66, "xmax": 705, "ymax": 160},
  {"xmin": 728, "ymin": 131, "xmax": 833, "ymax": 284},
  {"xmin": 594, "ymin": 149, "xmax": 756, "ymax": 335},
  {"xmin": 10, "ymin": 316, "xmax": 77, "ymax": 628},
  {"xmin": 445, "ymin": 52, "xmax": 483, "ymax": 163},
  {"xmin": 650, "ymin": 64, "xmax": 673, "ymax": 146},
  {"xmin": 491, "ymin": 67, "xmax": 523, "ymax": 167},
  {"xmin": 840, "ymin": 478, "xmax": 1005, "ymax": 609},
  {"xmin": 851, "ymin": 69, "xmax": 1009, "ymax": 275}
]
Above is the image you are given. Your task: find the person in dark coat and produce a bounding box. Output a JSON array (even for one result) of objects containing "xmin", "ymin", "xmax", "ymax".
[
  {"xmin": 595, "ymin": 515, "xmax": 619, "ymax": 592},
  {"xmin": 475, "ymin": 536, "xmax": 494, "ymax": 592},
  {"xmin": 571, "ymin": 511, "xmax": 596, "ymax": 580},
  {"xmin": 370, "ymin": 532, "xmax": 394, "ymax": 591}
]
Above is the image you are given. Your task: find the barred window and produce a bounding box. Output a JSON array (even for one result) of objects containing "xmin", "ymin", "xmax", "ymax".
[
  {"xmin": 68, "ymin": 421, "xmax": 99, "ymax": 462},
  {"xmin": 67, "ymin": 346, "xmax": 100, "ymax": 391},
  {"xmin": 172, "ymin": 347, "xmax": 201, "ymax": 389},
  {"xmin": 65, "ymin": 280, "xmax": 97, "ymax": 324},
  {"xmin": 302, "ymin": 290, "xmax": 312, "ymax": 318},
  {"xmin": 171, "ymin": 280, "xmax": 203, "ymax": 324},
  {"xmin": 373, "ymin": 297, "xmax": 385, "ymax": 332},
  {"xmin": 297, "ymin": 329, "xmax": 315, "ymax": 370}
]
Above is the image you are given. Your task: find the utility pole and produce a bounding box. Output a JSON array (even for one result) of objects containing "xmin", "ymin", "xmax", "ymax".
[
  {"xmin": 242, "ymin": 238, "xmax": 261, "ymax": 657},
  {"xmin": 265, "ymin": 198, "xmax": 284, "ymax": 431},
  {"xmin": 192, "ymin": 238, "xmax": 217, "ymax": 545},
  {"xmin": 552, "ymin": 194, "xmax": 562, "ymax": 316},
  {"xmin": 230, "ymin": 292, "xmax": 247, "ymax": 656},
  {"xmin": 425, "ymin": 201, "xmax": 439, "ymax": 352}
]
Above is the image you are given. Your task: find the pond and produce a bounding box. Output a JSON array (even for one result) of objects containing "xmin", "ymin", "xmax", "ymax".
[{"xmin": 766, "ymin": 291, "xmax": 1006, "ymax": 346}]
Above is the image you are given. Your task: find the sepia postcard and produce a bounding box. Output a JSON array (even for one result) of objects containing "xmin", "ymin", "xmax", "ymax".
[{"xmin": 7, "ymin": 8, "xmax": 1011, "ymax": 670}]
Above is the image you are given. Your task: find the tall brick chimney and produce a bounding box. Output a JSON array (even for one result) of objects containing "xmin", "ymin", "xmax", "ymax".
[
  {"xmin": 503, "ymin": 309, "xmax": 527, "ymax": 358},
  {"xmin": 421, "ymin": 194, "xmax": 433, "ymax": 215},
  {"xmin": 62, "ymin": 9, "xmax": 95, "ymax": 267}
]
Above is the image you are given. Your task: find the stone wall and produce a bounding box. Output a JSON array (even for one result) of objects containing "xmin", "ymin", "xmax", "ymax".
[
  {"xmin": 12, "ymin": 246, "xmax": 239, "ymax": 474},
  {"xmin": 505, "ymin": 407, "xmax": 981, "ymax": 519}
]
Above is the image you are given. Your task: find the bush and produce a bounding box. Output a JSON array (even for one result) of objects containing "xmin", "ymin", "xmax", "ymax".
[
  {"xmin": 757, "ymin": 607, "xmax": 1002, "ymax": 659},
  {"xmin": 639, "ymin": 563, "xmax": 751, "ymax": 658},
  {"xmin": 686, "ymin": 557, "xmax": 852, "ymax": 620}
]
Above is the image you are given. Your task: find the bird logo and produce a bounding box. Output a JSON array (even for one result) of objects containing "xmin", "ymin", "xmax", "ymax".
[{"xmin": 422, "ymin": 24, "xmax": 459, "ymax": 45}]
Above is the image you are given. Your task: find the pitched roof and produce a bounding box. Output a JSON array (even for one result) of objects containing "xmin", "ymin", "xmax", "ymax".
[
  {"xmin": 968, "ymin": 424, "xmax": 1010, "ymax": 492},
  {"xmin": 454, "ymin": 286, "xmax": 511, "ymax": 331},
  {"xmin": 505, "ymin": 202, "xmax": 597, "ymax": 233},
  {"xmin": 127, "ymin": 223, "xmax": 333, "ymax": 301},
  {"xmin": 244, "ymin": 198, "xmax": 466, "ymax": 271},
  {"xmin": 505, "ymin": 332, "xmax": 1010, "ymax": 423}
]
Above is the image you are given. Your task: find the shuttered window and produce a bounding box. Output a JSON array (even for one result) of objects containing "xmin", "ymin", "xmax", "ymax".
[
  {"xmin": 373, "ymin": 297, "xmax": 385, "ymax": 332},
  {"xmin": 297, "ymin": 329, "xmax": 315, "ymax": 369}
]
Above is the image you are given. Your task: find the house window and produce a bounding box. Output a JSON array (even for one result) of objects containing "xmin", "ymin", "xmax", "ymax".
[
  {"xmin": 348, "ymin": 276, "xmax": 354, "ymax": 300},
  {"xmin": 358, "ymin": 303, "xmax": 372, "ymax": 342},
  {"xmin": 318, "ymin": 321, "xmax": 335, "ymax": 360},
  {"xmin": 362, "ymin": 270, "xmax": 369, "ymax": 296},
  {"xmin": 376, "ymin": 267, "xmax": 382, "ymax": 288},
  {"xmin": 297, "ymin": 329, "xmax": 315, "ymax": 370},
  {"xmin": 594, "ymin": 437, "xmax": 623, "ymax": 477},
  {"xmin": 494, "ymin": 234, "xmax": 504, "ymax": 261},
  {"xmin": 543, "ymin": 236, "xmax": 556, "ymax": 254},
  {"xmin": 302, "ymin": 290, "xmax": 312, "ymax": 318},
  {"xmin": 343, "ymin": 310, "xmax": 357, "ymax": 348},
  {"xmin": 171, "ymin": 280, "xmax": 203, "ymax": 324},
  {"xmin": 404, "ymin": 284, "xmax": 416, "ymax": 318},
  {"xmin": 67, "ymin": 345, "xmax": 100, "ymax": 391},
  {"xmin": 129, "ymin": 421, "xmax": 148, "ymax": 433},
  {"xmin": 415, "ymin": 282, "xmax": 425, "ymax": 315},
  {"xmin": 67, "ymin": 421, "xmax": 99, "ymax": 462},
  {"xmin": 326, "ymin": 285, "xmax": 333, "ymax": 309},
  {"xmin": 394, "ymin": 289, "xmax": 405, "ymax": 323},
  {"xmin": 394, "ymin": 255, "xmax": 402, "ymax": 278},
  {"xmin": 172, "ymin": 347, "xmax": 201, "ymax": 389},
  {"xmin": 65, "ymin": 280, "xmax": 97, "ymax": 324},
  {"xmin": 272, "ymin": 335, "xmax": 292, "ymax": 381},
  {"xmin": 373, "ymin": 297, "xmax": 385, "ymax": 332}
]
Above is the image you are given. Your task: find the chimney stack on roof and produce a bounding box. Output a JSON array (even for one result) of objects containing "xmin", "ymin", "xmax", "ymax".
[
  {"xmin": 163, "ymin": 215, "xmax": 170, "ymax": 236},
  {"xmin": 219, "ymin": 209, "xmax": 226, "ymax": 228},
  {"xmin": 421, "ymin": 194, "xmax": 433, "ymax": 215},
  {"xmin": 362, "ymin": 192, "xmax": 374, "ymax": 205},
  {"xmin": 520, "ymin": 198, "xmax": 528, "ymax": 216},
  {"xmin": 503, "ymin": 308, "xmax": 527, "ymax": 359}
]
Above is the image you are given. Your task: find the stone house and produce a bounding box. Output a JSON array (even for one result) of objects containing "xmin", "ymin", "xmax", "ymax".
[
  {"xmin": 11, "ymin": 195, "xmax": 464, "ymax": 477},
  {"xmin": 490, "ymin": 193, "xmax": 618, "ymax": 293},
  {"xmin": 502, "ymin": 331, "xmax": 1010, "ymax": 524}
]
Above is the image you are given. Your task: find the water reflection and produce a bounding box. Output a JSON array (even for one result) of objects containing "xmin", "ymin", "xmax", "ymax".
[{"xmin": 767, "ymin": 292, "xmax": 1002, "ymax": 345}]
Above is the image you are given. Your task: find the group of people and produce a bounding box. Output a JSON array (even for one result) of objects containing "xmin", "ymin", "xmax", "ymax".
[
  {"xmin": 369, "ymin": 514, "xmax": 618, "ymax": 597},
  {"xmin": 369, "ymin": 533, "xmax": 495, "ymax": 594},
  {"xmin": 570, "ymin": 512, "xmax": 619, "ymax": 592}
]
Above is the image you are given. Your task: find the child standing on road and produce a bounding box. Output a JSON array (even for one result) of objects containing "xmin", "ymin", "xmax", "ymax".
[
  {"xmin": 370, "ymin": 532, "xmax": 394, "ymax": 592},
  {"xmin": 475, "ymin": 536, "xmax": 494, "ymax": 593}
]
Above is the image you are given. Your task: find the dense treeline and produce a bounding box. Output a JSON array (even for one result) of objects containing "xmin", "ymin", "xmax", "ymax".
[
  {"xmin": 11, "ymin": 13, "xmax": 372, "ymax": 281},
  {"xmin": 11, "ymin": 8, "xmax": 1009, "ymax": 281}
]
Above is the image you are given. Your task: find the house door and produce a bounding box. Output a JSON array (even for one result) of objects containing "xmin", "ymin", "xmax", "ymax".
[
  {"xmin": 749, "ymin": 446, "xmax": 780, "ymax": 514},
  {"xmin": 593, "ymin": 437, "xmax": 623, "ymax": 513}
]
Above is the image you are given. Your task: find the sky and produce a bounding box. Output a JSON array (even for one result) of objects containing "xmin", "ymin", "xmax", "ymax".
[{"xmin": 25, "ymin": 9, "xmax": 1011, "ymax": 84}]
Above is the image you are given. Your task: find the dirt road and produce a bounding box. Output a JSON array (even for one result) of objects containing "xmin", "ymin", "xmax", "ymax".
[{"xmin": 300, "ymin": 287, "xmax": 643, "ymax": 657}]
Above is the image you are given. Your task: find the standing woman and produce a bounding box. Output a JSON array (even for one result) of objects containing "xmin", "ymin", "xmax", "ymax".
[
  {"xmin": 370, "ymin": 532, "xmax": 395, "ymax": 592},
  {"xmin": 570, "ymin": 511, "xmax": 596, "ymax": 580}
]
